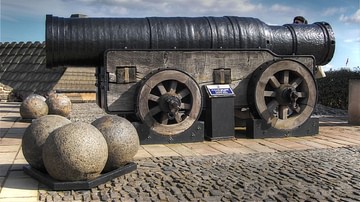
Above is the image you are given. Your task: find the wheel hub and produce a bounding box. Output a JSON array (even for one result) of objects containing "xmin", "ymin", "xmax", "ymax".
[
  {"xmin": 276, "ymin": 85, "xmax": 293, "ymax": 104},
  {"xmin": 276, "ymin": 85, "xmax": 300, "ymax": 113},
  {"xmin": 159, "ymin": 94, "xmax": 181, "ymax": 120}
]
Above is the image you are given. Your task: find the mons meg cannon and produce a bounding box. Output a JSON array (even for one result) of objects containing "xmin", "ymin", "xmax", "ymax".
[{"xmin": 46, "ymin": 15, "xmax": 335, "ymax": 143}]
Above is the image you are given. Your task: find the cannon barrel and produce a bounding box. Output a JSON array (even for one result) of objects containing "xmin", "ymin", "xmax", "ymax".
[{"xmin": 46, "ymin": 15, "xmax": 335, "ymax": 67}]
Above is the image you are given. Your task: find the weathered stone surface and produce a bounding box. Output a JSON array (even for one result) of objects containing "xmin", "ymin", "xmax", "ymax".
[
  {"xmin": 42, "ymin": 122, "xmax": 108, "ymax": 181},
  {"xmin": 20, "ymin": 94, "xmax": 48, "ymax": 119},
  {"xmin": 46, "ymin": 93, "xmax": 72, "ymax": 118},
  {"xmin": 39, "ymin": 146, "xmax": 360, "ymax": 201},
  {"xmin": 92, "ymin": 115, "xmax": 139, "ymax": 172},
  {"xmin": 22, "ymin": 115, "xmax": 71, "ymax": 171}
]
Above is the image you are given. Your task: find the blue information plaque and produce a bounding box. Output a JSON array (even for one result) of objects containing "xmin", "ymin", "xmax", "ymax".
[{"xmin": 206, "ymin": 85, "xmax": 235, "ymax": 97}]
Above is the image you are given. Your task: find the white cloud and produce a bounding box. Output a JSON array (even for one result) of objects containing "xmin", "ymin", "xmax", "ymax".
[
  {"xmin": 55, "ymin": 0, "xmax": 265, "ymax": 17},
  {"xmin": 1, "ymin": 0, "xmax": 292, "ymax": 23},
  {"xmin": 1, "ymin": 0, "xmax": 68, "ymax": 19},
  {"xmin": 322, "ymin": 7, "xmax": 347, "ymax": 17},
  {"xmin": 340, "ymin": 9, "xmax": 360, "ymax": 24},
  {"xmin": 270, "ymin": 4, "xmax": 292, "ymax": 12},
  {"xmin": 344, "ymin": 37, "xmax": 360, "ymax": 43}
]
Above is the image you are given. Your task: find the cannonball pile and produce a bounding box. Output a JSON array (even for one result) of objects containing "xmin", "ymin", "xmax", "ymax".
[
  {"xmin": 20, "ymin": 93, "xmax": 72, "ymax": 120},
  {"xmin": 22, "ymin": 114, "xmax": 140, "ymax": 182}
]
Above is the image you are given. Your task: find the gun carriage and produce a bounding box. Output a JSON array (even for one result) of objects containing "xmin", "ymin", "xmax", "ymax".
[{"xmin": 46, "ymin": 15, "xmax": 335, "ymax": 143}]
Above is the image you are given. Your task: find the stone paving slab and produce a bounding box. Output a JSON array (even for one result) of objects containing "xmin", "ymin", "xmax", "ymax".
[
  {"xmin": 256, "ymin": 138, "xmax": 295, "ymax": 151},
  {"xmin": 316, "ymin": 135, "xmax": 357, "ymax": 146},
  {"xmin": 265, "ymin": 138, "xmax": 315, "ymax": 150},
  {"xmin": 235, "ymin": 139, "xmax": 277, "ymax": 153},
  {"xmin": 0, "ymin": 153, "xmax": 18, "ymax": 165},
  {"xmin": 142, "ymin": 144, "xmax": 180, "ymax": 157},
  {"xmin": 0, "ymin": 145, "xmax": 20, "ymax": 153},
  {"xmin": 0, "ymin": 171, "xmax": 39, "ymax": 201},
  {"xmin": 166, "ymin": 144, "xmax": 200, "ymax": 157},
  {"xmin": 216, "ymin": 140, "xmax": 258, "ymax": 154},
  {"xmin": 183, "ymin": 142, "xmax": 224, "ymax": 156},
  {"xmin": 307, "ymin": 137, "xmax": 345, "ymax": 148},
  {"xmin": 286, "ymin": 137, "xmax": 331, "ymax": 149},
  {"xmin": 205, "ymin": 141, "xmax": 255, "ymax": 154},
  {"xmin": 324, "ymin": 133, "xmax": 360, "ymax": 145},
  {"xmin": 0, "ymin": 138, "xmax": 22, "ymax": 146},
  {"xmin": 133, "ymin": 147, "xmax": 152, "ymax": 160}
]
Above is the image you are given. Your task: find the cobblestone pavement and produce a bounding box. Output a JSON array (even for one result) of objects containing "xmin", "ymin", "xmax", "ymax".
[
  {"xmin": 38, "ymin": 146, "xmax": 360, "ymax": 201},
  {"xmin": 69, "ymin": 103, "xmax": 107, "ymax": 123}
]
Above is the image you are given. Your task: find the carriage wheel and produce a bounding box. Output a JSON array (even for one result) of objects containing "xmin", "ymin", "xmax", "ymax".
[
  {"xmin": 137, "ymin": 69, "xmax": 202, "ymax": 136},
  {"xmin": 247, "ymin": 60, "xmax": 317, "ymax": 130}
]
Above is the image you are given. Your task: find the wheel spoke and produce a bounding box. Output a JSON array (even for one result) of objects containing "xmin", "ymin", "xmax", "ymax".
[
  {"xmin": 180, "ymin": 103, "xmax": 191, "ymax": 110},
  {"xmin": 148, "ymin": 94, "xmax": 160, "ymax": 102},
  {"xmin": 169, "ymin": 80, "xmax": 178, "ymax": 94},
  {"xmin": 177, "ymin": 88, "xmax": 190, "ymax": 99},
  {"xmin": 264, "ymin": 91, "xmax": 276, "ymax": 97},
  {"xmin": 161, "ymin": 113, "xmax": 168, "ymax": 124},
  {"xmin": 157, "ymin": 83, "xmax": 167, "ymax": 95},
  {"xmin": 295, "ymin": 92, "xmax": 307, "ymax": 98},
  {"xmin": 175, "ymin": 112, "xmax": 183, "ymax": 123},
  {"xmin": 291, "ymin": 77, "xmax": 303, "ymax": 88},
  {"xmin": 281, "ymin": 71, "xmax": 289, "ymax": 84},
  {"xmin": 278, "ymin": 105, "xmax": 289, "ymax": 120},
  {"xmin": 149, "ymin": 106, "xmax": 162, "ymax": 116},
  {"xmin": 293, "ymin": 107, "xmax": 301, "ymax": 114},
  {"xmin": 267, "ymin": 99, "xmax": 279, "ymax": 112},
  {"xmin": 269, "ymin": 76, "xmax": 281, "ymax": 88}
]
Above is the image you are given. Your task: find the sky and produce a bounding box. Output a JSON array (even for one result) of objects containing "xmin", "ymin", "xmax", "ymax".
[{"xmin": 1, "ymin": 0, "xmax": 359, "ymax": 70}]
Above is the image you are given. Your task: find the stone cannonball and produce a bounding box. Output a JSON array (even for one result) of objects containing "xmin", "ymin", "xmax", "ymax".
[
  {"xmin": 42, "ymin": 122, "xmax": 108, "ymax": 181},
  {"xmin": 20, "ymin": 94, "xmax": 48, "ymax": 119},
  {"xmin": 46, "ymin": 93, "xmax": 72, "ymax": 118},
  {"xmin": 92, "ymin": 115, "xmax": 139, "ymax": 172},
  {"xmin": 22, "ymin": 115, "xmax": 71, "ymax": 171}
]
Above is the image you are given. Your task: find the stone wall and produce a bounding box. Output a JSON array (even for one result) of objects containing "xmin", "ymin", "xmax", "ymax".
[{"xmin": 0, "ymin": 83, "xmax": 12, "ymax": 101}]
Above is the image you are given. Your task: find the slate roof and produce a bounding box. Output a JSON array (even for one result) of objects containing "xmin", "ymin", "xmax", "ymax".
[
  {"xmin": 53, "ymin": 67, "xmax": 96, "ymax": 93},
  {"xmin": 0, "ymin": 42, "xmax": 96, "ymax": 100}
]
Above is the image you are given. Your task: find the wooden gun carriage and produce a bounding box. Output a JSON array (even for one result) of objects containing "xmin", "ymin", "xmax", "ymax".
[{"xmin": 46, "ymin": 15, "xmax": 335, "ymax": 142}]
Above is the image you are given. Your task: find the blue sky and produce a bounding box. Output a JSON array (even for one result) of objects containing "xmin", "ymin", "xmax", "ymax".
[{"xmin": 1, "ymin": 0, "xmax": 359, "ymax": 70}]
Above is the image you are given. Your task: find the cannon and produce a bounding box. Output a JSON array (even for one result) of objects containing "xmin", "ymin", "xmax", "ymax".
[{"xmin": 46, "ymin": 15, "xmax": 335, "ymax": 142}]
